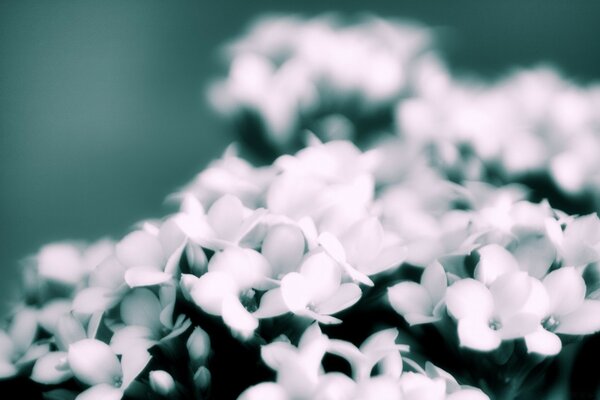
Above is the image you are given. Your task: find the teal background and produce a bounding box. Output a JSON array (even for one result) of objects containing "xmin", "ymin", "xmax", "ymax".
[{"xmin": 1, "ymin": 0, "xmax": 600, "ymax": 310}]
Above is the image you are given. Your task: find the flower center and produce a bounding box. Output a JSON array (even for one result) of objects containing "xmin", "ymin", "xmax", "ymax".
[
  {"xmin": 488, "ymin": 319, "xmax": 502, "ymax": 331},
  {"xmin": 542, "ymin": 315, "xmax": 560, "ymax": 331},
  {"xmin": 114, "ymin": 376, "xmax": 123, "ymax": 388}
]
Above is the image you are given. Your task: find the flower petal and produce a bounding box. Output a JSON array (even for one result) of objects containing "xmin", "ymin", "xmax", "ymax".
[
  {"xmin": 68, "ymin": 339, "xmax": 122, "ymax": 386},
  {"xmin": 37, "ymin": 299, "xmax": 71, "ymax": 335},
  {"xmin": 525, "ymin": 328, "xmax": 561, "ymax": 356},
  {"xmin": 0, "ymin": 360, "xmax": 17, "ymax": 379},
  {"xmin": 498, "ymin": 313, "xmax": 539, "ymax": 339},
  {"xmin": 208, "ymin": 248, "xmax": 267, "ymax": 290},
  {"xmin": 31, "ymin": 351, "xmax": 72, "ymax": 385},
  {"xmin": 116, "ymin": 231, "xmax": 164, "ymax": 268},
  {"xmin": 300, "ymin": 252, "xmax": 342, "ymax": 304},
  {"xmin": 222, "ymin": 294, "xmax": 258, "ymax": 337},
  {"xmin": 388, "ymin": 282, "xmax": 433, "ymax": 320},
  {"xmin": 314, "ymin": 372, "xmax": 357, "ymax": 400},
  {"xmin": 37, "ymin": 243, "xmax": 84, "ymax": 286},
  {"xmin": 75, "ymin": 384, "xmax": 123, "ymax": 400},
  {"xmin": 421, "ymin": 261, "xmax": 447, "ymax": 306},
  {"xmin": 120, "ymin": 289, "xmax": 162, "ymax": 333},
  {"xmin": 55, "ymin": 314, "xmax": 87, "ymax": 351},
  {"xmin": 9, "ymin": 307, "xmax": 38, "ymax": 354},
  {"xmin": 446, "ymin": 279, "xmax": 493, "ymax": 321},
  {"xmin": 281, "ymin": 272, "xmax": 312, "ymax": 313},
  {"xmin": 72, "ymin": 287, "xmax": 118, "ymax": 315},
  {"xmin": 358, "ymin": 375, "xmax": 403, "ymax": 400},
  {"xmin": 342, "ymin": 217, "xmax": 384, "ymax": 268},
  {"xmin": 124, "ymin": 267, "xmax": 171, "ymax": 288},
  {"xmin": 555, "ymin": 300, "xmax": 600, "ymax": 335},
  {"xmin": 490, "ymin": 272, "xmax": 531, "ymax": 320},
  {"xmin": 457, "ymin": 317, "xmax": 501, "ymax": 352},
  {"xmin": 89, "ymin": 256, "xmax": 126, "ymax": 290},
  {"xmin": 512, "ymin": 235, "xmax": 555, "ymax": 279},
  {"xmin": 254, "ymin": 288, "xmax": 289, "ymax": 319},
  {"xmin": 474, "ymin": 244, "xmax": 520, "ymax": 286},
  {"xmin": 262, "ymin": 224, "xmax": 306, "ymax": 277},
  {"xmin": 318, "ymin": 232, "xmax": 347, "ymax": 264},
  {"xmin": 318, "ymin": 234, "xmax": 374, "ymax": 286},
  {"xmin": 190, "ymin": 271, "xmax": 238, "ymax": 316},
  {"xmin": 543, "ymin": 267, "xmax": 586, "ymax": 316},
  {"xmin": 121, "ymin": 345, "xmax": 151, "ymax": 389},
  {"xmin": 520, "ymin": 277, "xmax": 550, "ymax": 319},
  {"xmin": 446, "ymin": 388, "xmax": 490, "ymax": 400},
  {"xmin": 314, "ymin": 283, "xmax": 361, "ymax": 315},
  {"xmin": 367, "ymin": 243, "xmax": 407, "ymax": 275},
  {"xmin": 238, "ymin": 382, "xmax": 289, "ymax": 400},
  {"xmin": 207, "ymin": 194, "xmax": 245, "ymax": 241},
  {"xmin": 110, "ymin": 326, "xmax": 155, "ymax": 355},
  {"xmin": 261, "ymin": 341, "xmax": 297, "ymax": 371}
]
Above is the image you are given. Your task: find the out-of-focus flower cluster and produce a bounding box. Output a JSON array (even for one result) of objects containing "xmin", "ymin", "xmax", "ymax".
[
  {"xmin": 2, "ymin": 14, "xmax": 600, "ymax": 400},
  {"xmin": 211, "ymin": 14, "xmax": 600, "ymax": 204},
  {"xmin": 209, "ymin": 14, "xmax": 437, "ymax": 153}
]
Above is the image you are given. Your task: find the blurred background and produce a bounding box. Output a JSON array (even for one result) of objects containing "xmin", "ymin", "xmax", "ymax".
[{"xmin": 2, "ymin": 0, "xmax": 600, "ymax": 311}]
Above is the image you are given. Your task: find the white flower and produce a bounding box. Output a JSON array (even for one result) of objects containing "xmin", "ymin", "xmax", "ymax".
[
  {"xmin": 66, "ymin": 338, "xmax": 151, "ymax": 400},
  {"xmin": 185, "ymin": 246, "xmax": 270, "ymax": 337},
  {"xmin": 254, "ymin": 263, "xmax": 361, "ymax": 324},
  {"xmin": 388, "ymin": 261, "xmax": 447, "ymax": 325},
  {"xmin": 175, "ymin": 194, "xmax": 266, "ymax": 251},
  {"xmin": 524, "ymin": 267, "xmax": 600, "ymax": 356},
  {"xmin": 445, "ymin": 273, "xmax": 540, "ymax": 352}
]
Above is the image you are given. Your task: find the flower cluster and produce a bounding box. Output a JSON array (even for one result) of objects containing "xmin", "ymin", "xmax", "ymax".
[
  {"xmin": 211, "ymin": 15, "xmax": 600, "ymax": 204},
  {"xmin": 2, "ymin": 13, "xmax": 600, "ymax": 400},
  {"xmin": 209, "ymin": 14, "xmax": 437, "ymax": 153}
]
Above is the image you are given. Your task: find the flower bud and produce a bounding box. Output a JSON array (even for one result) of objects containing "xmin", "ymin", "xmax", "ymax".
[
  {"xmin": 149, "ymin": 370, "xmax": 176, "ymax": 396},
  {"xmin": 193, "ymin": 366, "xmax": 211, "ymax": 393},
  {"xmin": 186, "ymin": 327, "xmax": 211, "ymax": 366}
]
